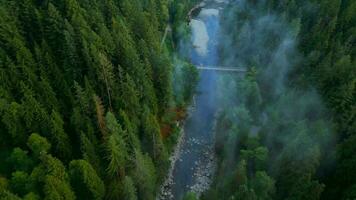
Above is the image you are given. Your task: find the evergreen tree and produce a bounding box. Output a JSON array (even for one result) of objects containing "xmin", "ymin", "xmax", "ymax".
[
  {"xmin": 105, "ymin": 112, "xmax": 128, "ymax": 178},
  {"xmin": 0, "ymin": 0, "xmax": 180, "ymax": 198},
  {"xmin": 141, "ymin": 107, "xmax": 168, "ymax": 170},
  {"xmin": 133, "ymin": 151, "xmax": 157, "ymax": 200},
  {"xmin": 69, "ymin": 160, "xmax": 105, "ymax": 200},
  {"xmin": 9, "ymin": 171, "xmax": 35, "ymax": 197},
  {"xmin": 27, "ymin": 133, "xmax": 51, "ymax": 157},
  {"xmin": 49, "ymin": 110, "xmax": 72, "ymax": 161},
  {"xmin": 32, "ymin": 154, "xmax": 75, "ymax": 200},
  {"xmin": 120, "ymin": 176, "xmax": 137, "ymax": 200},
  {"xmin": 7, "ymin": 148, "xmax": 34, "ymax": 173}
]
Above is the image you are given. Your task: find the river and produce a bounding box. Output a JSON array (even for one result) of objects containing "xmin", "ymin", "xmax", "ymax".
[{"xmin": 159, "ymin": 1, "xmax": 229, "ymax": 199}]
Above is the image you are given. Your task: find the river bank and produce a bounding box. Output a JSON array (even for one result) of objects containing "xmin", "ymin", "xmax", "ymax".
[{"xmin": 158, "ymin": 1, "xmax": 229, "ymax": 199}]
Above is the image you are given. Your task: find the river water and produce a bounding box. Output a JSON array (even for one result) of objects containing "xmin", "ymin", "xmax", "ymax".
[{"xmin": 159, "ymin": 1, "xmax": 229, "ymax": 199}]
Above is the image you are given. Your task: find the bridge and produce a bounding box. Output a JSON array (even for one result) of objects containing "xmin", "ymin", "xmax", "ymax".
[{"xmin": 196, "ymin": 66, "xmax": 247, "ymax": 73}]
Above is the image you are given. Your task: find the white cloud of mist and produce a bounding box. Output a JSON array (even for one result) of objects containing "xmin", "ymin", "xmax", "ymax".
[{"xmin": 214, "ymin": 0, "xmax": 335, "ymax": 183}]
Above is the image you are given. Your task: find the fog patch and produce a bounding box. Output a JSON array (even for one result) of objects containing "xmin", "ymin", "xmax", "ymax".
[{"xmin": 211, "ymin": 0, "xmax": 335, "ymax": 198}]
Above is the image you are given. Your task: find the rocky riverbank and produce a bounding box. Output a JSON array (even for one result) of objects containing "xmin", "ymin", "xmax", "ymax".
[
  {"xmin": 157, "ymin": 0, "xmax": 228, "ymax": 199},
  {"xmin": 157, "ymin": 112, "xmax": 218, "ymax": 200}
]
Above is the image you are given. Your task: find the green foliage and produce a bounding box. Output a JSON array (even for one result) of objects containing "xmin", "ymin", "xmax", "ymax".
[
  {"xmin": 7, "ymin": 148, "xmax": 34, "ymax": 172},
  {"xmin": 27, "ymin": 133, "xmax": 51, "ymax": 157},
  {"xmin": 240, "ymin": 146, "xmax": 268, "ymax": 172},
  {"xmin": 173, "ymin": 59, "xmax": 199, "ymax": 106},
  {"xmin": 9, "ymin": 171, "xmax": 35, "ymax": 197},
  {"xmin": 0, "ymin": 191, "xmax": 22, "ymax": 200},
  {"xmin": 120, "ymin": 176, "xmax": 137, "ymax": 200},
  {"xmin": 105, "ymin": 112, "xmax": 128, "ymax": 178},
  {"xmin": 251, "ymin": 171, "xmax": 275, "ymax": 200},
  {"xmin": 134, "ymin": 151, "xmax": 157, "ymax": 200},
  {"xmin": 183, "ymin": 192, "xmax": 198, "ymax": 200},
  {"xmin": 31, "ymin": 154, "xmax": 75, "ymax": 200},
  {"xmin": 205, "ymin": 0, "xmax": 355, "ymax": 199},
  {"xmin": 43, "ymin": 175, "xmax": 75, "ymax": 200},
  {"xmin": 183, "ymin": 65, "xmax": 199, "ymax": 98},
  {"xmin": 49, "ymin": 110, "xmax": 71, "ymax": 161},
  {"xmin": 119, "ymin": 110, "xmax": 140, "ymax": 156},
  {"xmin": 0, "ymin": 0, "xmax": 188, "ymax": 198},
  {"xmin": 23, "ymin": 192, "xmax": 40, "ymax": 200},
  {"xmin": 79, "ymin": 132, "xmax": 102, "ymax": 176},
  {"xmin": 278, "ymin": 0, "xmax": 355, "ymax": 199},
  {"xmin": 141, "ymin": 107, "xmax": 169, "ymax": 173},
  {"xmin": 2, "ymin": 102, "xmax": 26, "ymax": 145},
  {"xmin": 69, "ymin": 160, "xmax": 105, "ymax": 200}
]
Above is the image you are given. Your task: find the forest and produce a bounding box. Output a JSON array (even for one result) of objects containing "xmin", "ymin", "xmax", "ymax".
[
  {"xmin": 0, "ymin": 0, "xmax": 355, "ymax": 200},
  {"xmin": 202, "ymin": 0, "xmax": 355, "ymax": 200},
  {"xmin": 0, "ymin": 0, "xmax": 199, "ymax": 199}
]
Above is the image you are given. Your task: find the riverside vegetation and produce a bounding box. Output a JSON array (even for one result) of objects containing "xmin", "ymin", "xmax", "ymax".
[
  {"xmin": 0, "ymin": 0, "xmax": 355, "ymax": 200},
  {"xmin": 201, "ymin": 0, "xmax": 355, "ymax": 200}
]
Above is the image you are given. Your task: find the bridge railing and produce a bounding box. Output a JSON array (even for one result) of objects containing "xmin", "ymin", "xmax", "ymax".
[{"xmin": 196, "ymin": 66, "xmax": 247, "ymax": 72}]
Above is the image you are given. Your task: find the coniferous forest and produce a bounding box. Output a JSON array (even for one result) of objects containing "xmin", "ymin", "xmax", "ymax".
[
  {"xmin": 0, "ymin": 0, "xmax": 355, "ymax": 200},
  {"xmin": 0, "ymin": 0, "xmax": 199, "ymax": 199},
  {"xmin": 202, "ymin": 0, "xmax": 355, "ymax": 200}
]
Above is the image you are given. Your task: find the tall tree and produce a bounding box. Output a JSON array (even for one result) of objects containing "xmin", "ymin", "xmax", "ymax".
[{"xmin": 69, "ymin": 160, "xmax": 105, "ymax": 200}]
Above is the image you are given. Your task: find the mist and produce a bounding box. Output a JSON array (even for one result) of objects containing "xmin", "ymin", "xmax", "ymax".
[{"xmin": 209, "ymin": 0, "xmax": 336, "ymax": 198}]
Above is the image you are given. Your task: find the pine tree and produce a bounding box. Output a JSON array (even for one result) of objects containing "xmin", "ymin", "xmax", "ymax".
[
  {"xmin": 105, "ymin": 112, "xmax": 128, "ymax": 178},
  {"xmin": 0, "ymin": 0, "xmax": 185, "ymax": 198},
  {"xmin": 141, "ymin": 107, "xmax": 168, "ymax": 166},
  {"xmin": 251, "ymin": 171, "xmax": 275, "ymax": 200},
  {"xmin": 118, "ymin": 110, "xmax": 140, "ymax": 166},
  {"xmin": 43, "ymin": 3, "xmax": 65, "ymax": 62},
  {"xmin": 2, "ymin": 102, "xmax": 26, "ymax": 145},
  {"xmin": 69, "ymin": 160, "xmax": 105, "ymax": 200},
  {"xmin": 31, "ymin": 154, "xmax": 75, "ymax": 200},
  {"xmin": 27, "ymin": 133, "xmax": 51, "ymax": 157},
  {"xmin": 133, "ymin": 151, "xmax": 157, "ymax": 200},
  {"xmin": 49, "ymin": 110, "xmax": 72, "ymax": 160},
  {"xmin": 9, "ymin": 171, "xmax": 35, "ymax": 197},
  {"xmin": 121, "ymin": 176, "xmax": 137, "ymax": 200},
  {"xmin": 97, "ymin": 52, "xmax": 115, "ymax": 110},
  {"xmin": 119, "ymin": 75, "xmax": 141, "ymax": 129},
  {"xmin": 62, "ymin": 19, "xmax": 80, "ymax": 81},
  {"xmin": 20, "ymin": 84, "xmax": 49, "ymax": 135},
  {"xmin": 80, "ymin": 132, "xmax": 103, "ymax": 176},
  {"xmin": 93, "ymin": 95, "xmax": 106, "ymax": 139},
  {"xmin": 8, "ymin": 148, "xmax": 34, "ymax": 172}
]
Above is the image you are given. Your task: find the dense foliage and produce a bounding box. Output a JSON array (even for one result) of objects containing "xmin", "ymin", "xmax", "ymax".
[
  {"xmin": 0, "ymin": 0, "xmax": 198, "ymax": 199},
  {"xmin": 203, "ymin": 0, "xmax": 355, "ymax": 200}
]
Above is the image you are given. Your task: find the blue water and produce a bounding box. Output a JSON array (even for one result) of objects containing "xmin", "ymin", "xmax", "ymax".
[{"xmin": 169, "ymin": 7, "xmax": 221, "ymax": 200}]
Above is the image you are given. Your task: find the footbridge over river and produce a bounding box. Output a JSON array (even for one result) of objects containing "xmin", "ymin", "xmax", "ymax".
[{"xmin": 196, "ymin": 65, "xmax": 247, "ymax": 73}]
